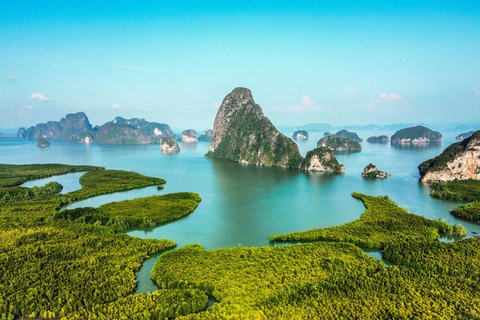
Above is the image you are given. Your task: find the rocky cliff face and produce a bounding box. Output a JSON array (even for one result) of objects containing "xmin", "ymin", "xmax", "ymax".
[
  {"xmin": 362, "ymin": 163, "xmax": 390, "ymax": 179},
  {"xmin": 161, "ymin": 137, "xmax": 180, "ymax": 153},
  {"xmin": 391, "ymin": 126, "xmax": 442, "ymax": 144},
  {"xmin": 94, "ymin": 123, "xmax": 155, "ymax": 144},
  {"xmin": 300, "ymin": 148, "xmax": 344, "ymax": 172},
  {"xmin": 182, "ymin": 129, "xmax": 198, "ymax": 143},
  {"xmin": 17, "ymin": 127, "xmax": 27, "ymax": 139},
  {"xmin": 317, "ymin": 135, "xmax": 362, "ymax": 152},
  {"xmin": 335, "ymin": 130, "xmax": 362, "ymax": 142},
  {"xmin": 419, "ymin": 130, "xmax": 480, "ymax": 182},
  {"xmin": 17, "ymin": 113, "xmax": 176, "ymax": 144},
  {"xmin": 205, "ymin": 87, "xmax": 303, "ymax": 168},
  {"xmin": 111, "ymin": 117, "xmax": 175, "ymax": 139},
  {"xmin": 18, "ymin": 112, "xmax": 95, "ymax": 142}
]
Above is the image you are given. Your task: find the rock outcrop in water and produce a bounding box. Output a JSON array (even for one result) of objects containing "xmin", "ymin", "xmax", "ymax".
[
  {"xmin": 198, "ymin": 129, "xmax": 213, "ymax": 141},
  {"xmin": 419, "ymin": 130, "xmax": 480, "ymax": 182},
  {"xmin": 182, "ymin": 130, "xmax": 198, "ymax": 143},
  {"xmin": 391, "ymin": 126, "xmax": 442, "ymax": 144},
  {"xmin": 367, "ymin": 135, "xmax": 389, "ymax": 143},
  {"xmin": 18, "ymin": 112, "xmax": 95, "ymax": 142},
  {"xmin": 17, "ymin": 127, "xmax": 27, "ymax": 139},
  {"xmin": 94, "ymin": 123, "xmax": 155, "ymax": 144},
  {"xmin": 300, "ymin": 148, "xmax": 345, "ymax": 173},
  {"xmin": 292, "ymin": 130, "xmax": 308, "ymax": 141},
  {"xmin": 110, "ymin": 117, "xmax": 175, "ymax": 139},
  {"xmin": 335, "ymin": 130, "xmax": 363, "ymax": 142},
  {"xmin": 205, "ymin": 87, "xmax": 304, "ymax": 168},
  {"xmin": 161, "ymin": 137, "xmax": 180, "ymax": 153},
  {"xmin": 17, "ymin": 113, "xmax": 176, "ymax": 144},
  {"xmin": 317, "ymin": 135, "xmax": 362, "ymax": 152},
  {"xmin": 206, "ymin": 87, "xmax": 344, "ymax": 171},
  {"xmin": 361, "ymin": 163, "xmax": 390, "ymax": 179},
  {"xmin": 37, "ymin": 138, "xmax": 50, "ymax": 148}
]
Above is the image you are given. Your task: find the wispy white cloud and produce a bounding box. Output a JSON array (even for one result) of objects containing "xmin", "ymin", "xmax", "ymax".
[
  {"xmin": 139, "ymin": 106, "xmax": 153, "ymax": 112},
  {"xmin": 24, "ymin": 105, "xmax": 34, "ymax": 110},
  {"xmin": 30, "ymin": 93, "xmax": 50, "ymax": 102},
  {"xmin": 272, "ymin": 95, "xmax": 319, "ymax": 112},
  {"xmin": 379, "ymin": 93, "xmax": 402, "ymax": 101},
  {"xmin": 473, "ymin": 88, "xmax": 480, "ymax": 97},
  {"xmin": 6, "ymin": 75, "xmax": 17, "ymax": 81},
  {"xmin": 211, "ymin": 102, "xmax": 220, "ymax": 109},
  {"xmin": 111, "ymin": 103, "xmax": 122, "ymax": 110}
]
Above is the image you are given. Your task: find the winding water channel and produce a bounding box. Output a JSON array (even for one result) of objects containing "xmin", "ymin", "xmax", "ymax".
[{"xmin": 3, "ymin": 130, "xmax": 479, "ymax": 294}]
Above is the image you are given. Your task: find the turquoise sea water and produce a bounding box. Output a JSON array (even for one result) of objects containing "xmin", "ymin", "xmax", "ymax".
[{"xmin": 2, "ymin": 130, "xmax": 478, "ymax": 293}]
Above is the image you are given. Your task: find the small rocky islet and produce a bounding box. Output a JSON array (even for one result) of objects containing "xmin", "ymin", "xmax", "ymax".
[
  {"xmin": 36, "ymin": 138, "xmax": 50, "ymax": 148},
  {"xmin": 292, "ymin": 130, "xmax": 308, "ymax": 141},
  {"xmin": 317, "ymin": 135, "xmax": 362, "ymax": 153},
  {"xmin": 367, "ymin": 135, "xmax": 389, "ymax": 143},
  {"xmin": 181, "ymin": 129, "xmax": 198, "ymax": 143},
  {"xmin": 161, "ymin": 137, "xmax": 180, "ymax": 153},
  {"xmin": 361, "ymin": 163, "xmax": 390, "ymax": 179}
]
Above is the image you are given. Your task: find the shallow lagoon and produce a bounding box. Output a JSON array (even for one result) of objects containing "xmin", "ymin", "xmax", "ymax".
[{"xmin": 2, "ymin": 130, "xmax": 478, "ymax": 293}]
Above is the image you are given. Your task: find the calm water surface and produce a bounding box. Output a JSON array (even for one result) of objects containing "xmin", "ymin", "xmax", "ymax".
[{"xmin": 1, "ymin": 130, "xmax": 478, "ymax": 293}]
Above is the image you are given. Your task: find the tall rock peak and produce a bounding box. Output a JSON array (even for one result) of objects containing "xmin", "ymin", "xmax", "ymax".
[
  {"xmin": 209, "ymin": 87, "xmax": 263, "ymax": 153},
  {"xmin": 207, "ymin": 87, "xmax": 333, "ymax": 170}
]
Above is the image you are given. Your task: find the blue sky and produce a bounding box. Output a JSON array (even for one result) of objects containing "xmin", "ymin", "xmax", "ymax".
[{"xmin": 1, "ymin": 1, "xmax": 480, "ymax": 132}]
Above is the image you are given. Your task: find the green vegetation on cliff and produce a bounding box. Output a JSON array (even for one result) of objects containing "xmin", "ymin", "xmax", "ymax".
[
  {"xmin": 335, "ymin": 129, "xmax": 362, "ymax": 142},
  {"xmin": 205, "ymin": 88, "xmax": 303, "ymax": 168},
  {"xmin": 317, "ymin": 135, "xmax": 361, "ymax": 152},
  {"xmin": 391, "ymin": 125, "xmax": 442, "ymax": 144},
  {"xmin": 95, "ymin": 123, "xmax": 156, "ymax": 144},
  {"xmin": 418, "ymin": 130, "xmax": 480, "ymax": 178},
  {"xmin": 367, "ymin": 135, "xmax": 389, "ymax": 143},
  {"xmin": 300, "ymin": 147, "xmax": 344, "ymax": 172}
]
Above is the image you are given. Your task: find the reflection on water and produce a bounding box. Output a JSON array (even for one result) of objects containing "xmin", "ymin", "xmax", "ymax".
[
  {"xmin": 181, "ymin": 143, "xmax": 198, "ymax": 150},
  {"xmin": 390, "ymin": 142, "xmax": 442, "ymax": 150}
]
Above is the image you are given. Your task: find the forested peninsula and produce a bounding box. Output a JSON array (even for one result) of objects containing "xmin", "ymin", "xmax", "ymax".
[
  {"xmin": 0, "ymin": 164, "xmax": 204, "ymax": 319},
  {"xmin": 1, "ymin": 164, "xmax": 480, "ymax": 319}
]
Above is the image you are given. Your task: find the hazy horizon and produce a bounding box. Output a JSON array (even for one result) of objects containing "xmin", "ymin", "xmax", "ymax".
[{"xmin": 2, "ymin": 1, "xmax": 480, "ymax": 130}]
